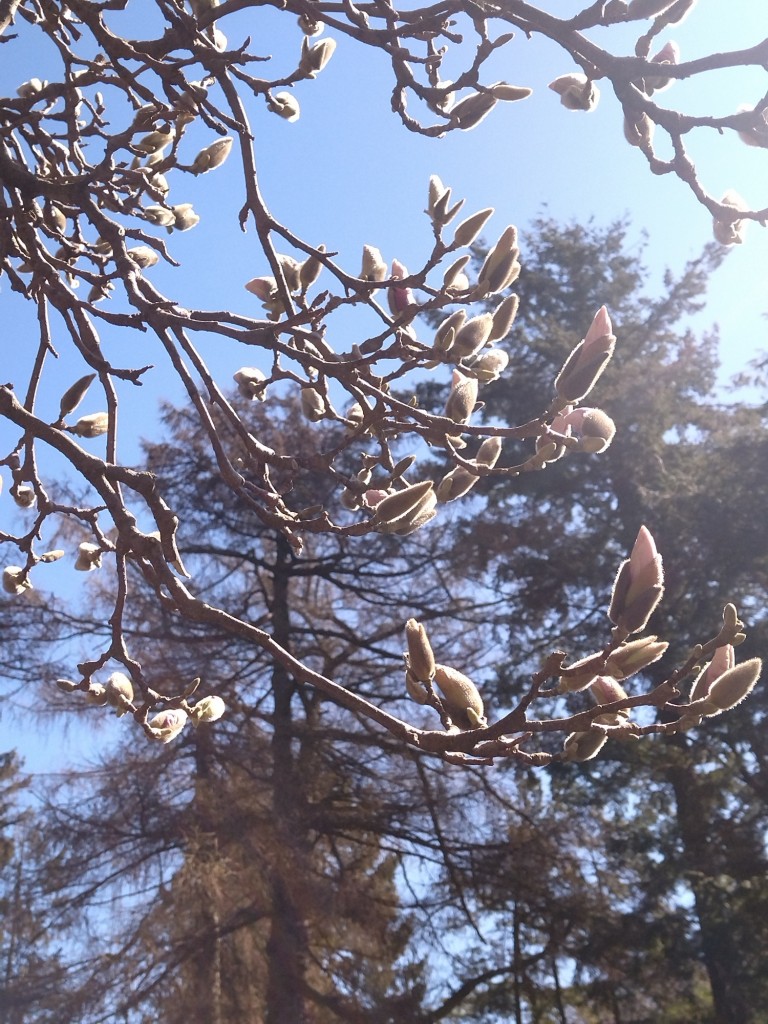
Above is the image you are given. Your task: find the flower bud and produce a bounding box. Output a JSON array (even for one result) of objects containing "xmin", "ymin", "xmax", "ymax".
[
  {"xmin": 452, "ymin": 208, "xmax": 494, "ymax": 248},
  {"xmin": 148, "ymin": 708, "xmax": 189, "ymax": 743},
  {"xmin": 190, "ymin": 695, "xmax": 226, "ymax": 724},
  {"xmin": 267, "ymin": 91, "xmax": 300, "ymax": 122},
  {"xmin": 624, "ymin": 112, "xmax": 655, "ymax": 148},
  {"xmin": 301, "ymin": 387, "xmax": 326, "ymax": 422},
  {"xmin": 75, "ymin": 541, "xmax": 103, "ymax": 571},
  {"xmin": 56, "ymin": 678, "xmax": 78, "ymax": 692},
  {"xmin": 605, "ymin": 636, "xmax": 668, "ymax": 679},
  {"xmin": 488, "ymin": 294, "xmax": 519, "ymax": 342},
  {"xmin": 590, "ymin": 675, "xmax": 630, "ymax": 725},
  {"xmin": 433, "ymin": 664, "xmax": 486, "ymax": 729},
  {"xmin": 702, "ymin": 658, "xmax": 761, "ymax": 714},
  {"xmin": 436, "ymin": 467, "xmax": 478, "ymax": 502},
  {"xmin": 191, "ymin": 136, "xmax": 233, "ymax": 174},
  {"xmin": 553, "ymin": 406, "xmax": 616, "ymax": 453},
  {"xmin": 233, "ymin": 367, "xmax": 268, "ymax": 401},
  {"xmin": 86, "ymin": 683, "xmax": 109, "ymax": 707},
  {"xmin": 405, "ymin": 667, "xmax": 430, "ymax": 705},
  {"xmin": 373, "ymin": 481, "xmax": 435, "ymax": 532},
  {"xmin": 405, "ymin": 619, "xmax": 436, "ymax": 681},
  {"xmin": 387, "ymin": 259, "xmax": 415, "ymax": 317},
  {"xmin": 563, "ymin": 728, "xmax": 608, "ymax": 762},
  {"xmin": 300, "ymin": 246, "xmax": 325, "ymax": 290},
  {"xmin": 689, "ymin": 644, "xmax": 734, "ymax": 702},
  {"xmin": 105, "ymin": 671, "xmax": 134, "ymax": 715},
  {"xmin": 132, "ymin": 128, "xmax": 173, "ymax": 155},
  {"xmin": 58, "ymin": 374, "xmax": 97, "ymax": 420},
  {"xmin": 172, "ymin": 204, "xmax": 200, "ymax": 231},
  {"xmin": 360, "ymin": 244, "xmax": 388, "ymax": 283},
  {"xmin": 244, "ymin": 276, "xmax": 278, "ymax": 302},
  {"xmin": 2, "ymin": 566, "xmax": 32, "ymax": 595},
  {"xmin": 554, "ymin": 307, "xmax": 615, "ymax": 403},
  {"xmin": 13, "ymin": 485, "xmax": 35, "ymax": 508},
  {"xmin": 549, "ymin": 74, "xmax": 599, "ymax": 111},
  {"xmin": 17, "ymin": 78, "xmax": 48, "ymax": 98},
  {"xmin": 643, "ymin": 40, "xmax": 680, "ymax": 94},
  {"xmin": 451, "ymin": 314, "xmax": 494, "ymax": 360},
  {"xmin": 128, "ymin": 246, "xmax": 160, "ymax": 268},
  {"xmin": 68, "ymin": 412, "xmax": 109, "ymax": 438},
  {"xmin": 433, "ymin": 310, "xmax": 466, "ymax": 355},
  {"xmin": 488, "ymin": 82, "xmax": 533, "ymax": 102},
  {"xmin": 299, "ymin": 36, "xmax": 337, "ymax": 78},
  {"xmin": 444, "ymin": 371, "xmax": 478, "ymax": 425},
  {"xmin": 608, "ymin": 526, "xmax": 664, "ymax": 635},
  {"xmin": 713, "ymin": 190, "xmax": 748, "ymax": 246},
  {"xmin": 470, "ymin": 348, "xmax": 509, "ymax": 383},
  {"xmin": 450, "ymin": 91, "xmax": 497, "ymax": 130}
]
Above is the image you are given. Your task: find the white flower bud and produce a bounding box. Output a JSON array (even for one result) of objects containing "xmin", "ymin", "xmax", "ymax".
[
  {"xmin": 148, "ymin": 708, "xmax": 189, "ymax": 743},
  {"xmin": 267, "ymin": 91, "xmax": 300, "ymax": 122},
  {"xmin": 191, "ymin": 137, "xmax": 233, "ymax": 174},
  {"xmin": 233, "ymin": 367, "xmax": 268, "ymax": 401},
  {"xmin": 68, "ymin": 412, "xmax": 109, "ymax": 438},
  {"xmin": 190, "ymin": 695, "xmax": 226, "ymax": 724},
  {"xmin": 2, "ymin": 566, "xmax": 32, "ymax": 595},
  {"xmin": 75, "ymin": 542, "xmax": 103, "ymax": 571}
]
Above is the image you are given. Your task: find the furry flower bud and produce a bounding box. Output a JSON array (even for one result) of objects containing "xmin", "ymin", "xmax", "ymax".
[
  {"xmin": 75, "ymin": 541, "xmax": 103, "ymax": 571},
  {"xmin": 2, "ymin": 566, "xmax": 32, "ymax": 595},
  {"xmin": 433, "ymin": 664, "xmax": 486, "ymax": 729},
  {"xmin": 554, "ymin": 307, "xmax": 615, "ymax": 403},
  {"xmin": 267, "ymin": 92, "xmax": 300, "ymax": 122},
  {"xmin": 405, "ymin": 619, "xmax": 436, "ymax": 682},
  {"xmin": 68, "ymin": 412, "xmax": 109, "ymax": 438},
  {"xmin": 190, "ymin": 695, "xmax": 226, "ymax": 724},
  {"xmin": 549, "ymin": 74, "xmax": 599, "ymax": 111},
  {"xmin": 148, "ymin": 709, "xmax": 189, "ymax": 743},
  {"xmin": 608, "ymin": 526, "xmax": 664, "ymax": 635},
  {"xmin": 563, "ymin": 728, "xmax": 608, "ymax": 762},
  {"xmin": 191, "ymin": 137, "xmax": 233, "ymax": 173},
  {"xmin": 233, "ymin": 367, "xmax": 268, "ymax": 401}
]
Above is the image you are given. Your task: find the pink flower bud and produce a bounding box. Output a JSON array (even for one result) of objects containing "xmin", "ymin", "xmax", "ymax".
[
  {"xmin": 690, "ymin": 644, "xmax": 734, "ymax": 702},
  {"xmin": 148, "ymin": 708, "xmax": 189, "ymax": 743},
  {"xmin": 387, "ymin": 259, "xmax": 415, "ymax": 316},
  {"xmin": 608, "ymin": 526, "xmax": 664, "ymax": 635}
]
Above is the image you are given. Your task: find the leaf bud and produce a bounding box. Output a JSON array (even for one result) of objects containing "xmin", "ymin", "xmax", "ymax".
[{"xmin": 433, "ymin": 664, "xmax": 486, "ymax": 729}]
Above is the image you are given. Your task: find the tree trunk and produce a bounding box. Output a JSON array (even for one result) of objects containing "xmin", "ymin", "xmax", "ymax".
[{"xmin": 265, "ymin": 535, "xmax": 314, "ymax": 1024}]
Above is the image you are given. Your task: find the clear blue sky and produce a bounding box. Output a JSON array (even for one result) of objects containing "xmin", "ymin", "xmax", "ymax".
[{"xmin": 1, "ymin": 0, "xmax": 766, "ymax": 771}]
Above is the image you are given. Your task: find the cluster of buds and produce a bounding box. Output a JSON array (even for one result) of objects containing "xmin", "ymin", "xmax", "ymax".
[
  {"xmin": 245, "ymin": 250, "xmax": 324, "ymax": 319},
  {"xmin": 403, "ymin": 619, "xmax": 486, "ymax": 729}
]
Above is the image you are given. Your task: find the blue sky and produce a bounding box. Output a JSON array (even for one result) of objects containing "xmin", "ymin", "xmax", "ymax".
[{"xmin": 0, "ymin": 0, "xmax": 766, "ymax": 772}]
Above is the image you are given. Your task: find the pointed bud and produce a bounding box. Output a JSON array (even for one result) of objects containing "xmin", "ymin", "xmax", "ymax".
[
  {"xmin": 360, "ymin": 244, "xmax": 388, "ymax": 282},
  {"xmin": 452, "ymin": 314, "xmax": 494, "ymax": 360},
  {"xmin": 301, "ymin": 387, "xmax": 326, "ymax": 422},
  {"xmin": 444, "ymin": 371, "xmax": 478, "ymax": 424},
  {"xmin": 605, "ymin": 636, "xmax": 668, "ymax": 680},
  {"xmin": 488, "ymin": 82, "xmax": 533, "ymax": 102},
  {"xmin": 555, "ymin": 307, "xmax": 616, "ymax": 403},
  {"xmin": 694, "ymin": 658, "xmax": 762, "ymax": 716},
  {"xmin": 434, "ymin": 310, "xmax": 466, "ymax": 355},
  {"xmin": 452, "ymin": 208, "xmax": 494, "ymax": 248},
  {"xmin": 405, "ymin": 619, "xmax": 436, "ymax": 681},
  {"xmin": 191, "ymin": 136, "xmax": 233, "ymax": 173},
  {"xmin": 590, "ymin": 675, "xmax": 630, "ymax": 725},
  {"xmin": 58, "ymin": 373, "xmax": 97, "ymax": 421},
  {"xmin": 387, "ymin": 259, "xmax": 415, "ymax": 316},
  {"xmin": 450, "ymin": 91, "xmax": 497, "ymax": 130},
  {"xmin": 436, "ymin": 466, "xmax": 478, "ymax": 502},
  {"xmin": 300, "ymin": 246, "xmax": 325, "ymax": 291},
  {"xmin": 433, "ymin": 664, "xmax": 486, "ymax": 729},
  {"xmin": 608, "ymin": 526, "xmax": 664, "ymax": 635},
  {"xmin": 690, "ymin": 644, "xmax": 734, "ymax": 702},
  {"xmin": 373, "ymin": 481, "xmax": 434, "ymax": 528},
  {"xmin": 443, "ymin": 255, "xmax": 471, "ymax": 291},
  {"xmin": 405, "ymin": 667, "xmax": 430, "ymax": 704},
  {"xmin": 488, "ymin": 294, "xmax": 519, "ymax": 342}
]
